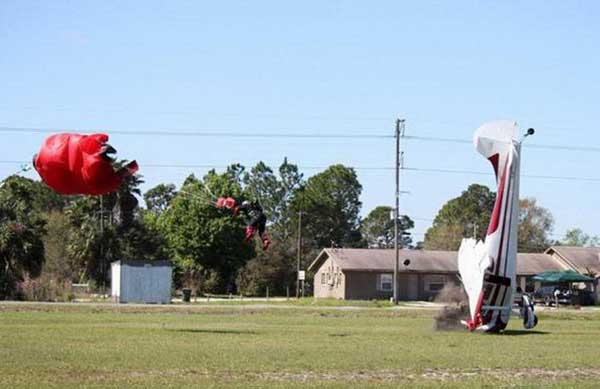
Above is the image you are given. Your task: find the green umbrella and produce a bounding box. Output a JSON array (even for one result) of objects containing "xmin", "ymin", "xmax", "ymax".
[{"xmin": 532, "ymin": 270, "xmax": 594, "ymax": 283}]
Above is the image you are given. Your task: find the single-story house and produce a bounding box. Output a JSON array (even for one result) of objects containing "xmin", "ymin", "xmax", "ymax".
[
  {"xmin": 308, "ymin": 248, "xmax": 574, "ymax": 301},
  {"xmin": 545, "ymin": 246, "xmax": 600, "ymax": 276}
]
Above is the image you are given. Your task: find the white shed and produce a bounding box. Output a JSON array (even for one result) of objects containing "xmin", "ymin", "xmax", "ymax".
[{"xmin": 111, "ymin": 260, "xmax": 172, "ymax": 304}]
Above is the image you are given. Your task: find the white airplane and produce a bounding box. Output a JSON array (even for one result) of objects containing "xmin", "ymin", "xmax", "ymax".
[{"xmin": 458, "ymin": 120, "xmax": 537, "ymax": 332}]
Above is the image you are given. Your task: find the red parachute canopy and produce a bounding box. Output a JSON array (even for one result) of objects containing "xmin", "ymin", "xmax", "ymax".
[{"xmin": 34, "ymin": 133, "xmax": 138, "ymax": 195}]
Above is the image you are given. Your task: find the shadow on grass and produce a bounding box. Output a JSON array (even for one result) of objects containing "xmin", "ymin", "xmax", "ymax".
[
  {"xmin": 499, "ymin": 330, "xmax": 550, "ymax": 336},
  {"xmin": 165, "ymin": 328, "xmax": 260, "ymax": 335}
]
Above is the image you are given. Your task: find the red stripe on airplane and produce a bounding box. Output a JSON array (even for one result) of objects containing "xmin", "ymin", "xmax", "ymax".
[
  {"xmin": 488, "ymin": 153, "xmax": 500, "ymax": 179},
  {"xmin": 487, "ymin": 160, "xmax": 508, "ymax": 236}
]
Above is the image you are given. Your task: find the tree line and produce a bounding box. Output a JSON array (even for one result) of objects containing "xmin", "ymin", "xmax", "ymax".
[{"xmin": 0, "ymin": 161, "xmax": 594, "ymax": 300}]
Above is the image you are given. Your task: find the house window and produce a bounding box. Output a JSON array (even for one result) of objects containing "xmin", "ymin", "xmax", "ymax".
[
  {"xmin": 327, "ymin": 270, "xmax": 333, "ymax": 285},
  {"xmin": 321, "ymin": 272, "xmax": 326, "ymax": 284},
  {"xmin": 428, "ymin": 283, "xmax": 445, "ymax": 292},
  {"xmin": 425, "ymin": 275, "xmax": 446, "ymax": 292},
  {"xmin": 379, "ymin": 274, "xmax": 393, "ymax": 292}
]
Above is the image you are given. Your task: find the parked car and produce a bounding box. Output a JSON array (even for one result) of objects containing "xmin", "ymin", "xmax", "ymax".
[
  {"xmin": 532, "ymin": 286, "xmax": 570, "ymax": 306},
  {"xmin": 571, "ymin": 290, "xmax": 596, "ymax": 306},
  {"xmin": 532, "ymin": 286, "xmax": 596, "ymax": 306}
]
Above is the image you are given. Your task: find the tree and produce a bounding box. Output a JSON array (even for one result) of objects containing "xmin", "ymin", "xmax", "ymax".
[
  {"xmin": 290, "ymin": 164, "xmax": 363, "ymax": 250},
  {"xmin": 518, "ymin": 198, "xmax": 554, "ymax": 252},
  {"xmin": 65, "ymin": 196, "xmax": 120, "ymax": 285},
  {"xmin": 424, "ymin": 184, "xmax": 495, "ymax": 250},
  {"xmin": 230, "ymin": 159, "xmax": 305, "ymax": 296},
  {"xmin": 158, "ymin": 170, "xmax": 254, "ymax": 292},
  {"xmin": 144, "ymin": 184, "xmax": 177, "ymax": 215},
  {"xmin": 112, "ymin": 163, "xmax": 144, "ymax": 228},
  {"xmin": 30, "ymin": 180, "xmax": 71, "ymax": 212},
  {"xmin": 560, "ymin": 228, "xmax": 600, "ymax": 247},
  {"xmin": 424, "ymin": 184, "xmax": 555, "ymax": 253},
  {"xmin": 64, "ymin": 167, "xmax": 158, "ymax": 287},
  {"xmin": 361, "ymin": 206, "xmax": 414, "ymax": 248},
  {"xmin": 236, "ymin": 243, "xmax": 297, "ymax": 296},
  {"xmin": 243, "ymin": 158, "xmax": 304, "ymax": 241},
  {"xmin": 0, "ymin": 176, "xmax": 46, "ymax": 298},
  {"xmin": 42, "ymin": 211, "xmax": 75, "ymax": 282}
]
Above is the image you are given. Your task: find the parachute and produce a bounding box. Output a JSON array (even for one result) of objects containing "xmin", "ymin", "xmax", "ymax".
[{"xmin": 33, "ymin": 133, "xmax": 138, "ymax": 196}]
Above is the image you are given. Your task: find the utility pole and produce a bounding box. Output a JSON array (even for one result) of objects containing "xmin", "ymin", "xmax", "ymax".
[
  {"xmin": 393, "ymin": 118, "xmax": 405, "ymax": 305},
  {"xmin": 100, "ymin": 195, "xmax": 105, "ymax": 297},
  {"xmin": 296, "ymin": 210, "xmax": 303, "ymax": 299}
]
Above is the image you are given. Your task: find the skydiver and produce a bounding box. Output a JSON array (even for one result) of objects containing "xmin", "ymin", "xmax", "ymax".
[{"xmin": 216, "ymin": 197, "xmax": 271, "ymax": 250}]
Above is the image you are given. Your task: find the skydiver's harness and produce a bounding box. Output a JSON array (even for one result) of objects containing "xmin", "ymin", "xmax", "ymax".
[
  {"xmin": 235, "ymin": 202, "xmax": 267, "ymax": 234},
  {"xmin": 232, "ymin": 200, "xmax": 269, "ymax": 249},
  {"xmin": 187, "ymin": 190, "xmax": 271, "ymax": 250}
]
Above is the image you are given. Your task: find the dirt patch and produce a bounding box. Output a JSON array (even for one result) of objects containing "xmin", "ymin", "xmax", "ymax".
[
  {"xmin": 433, "ymin": 305, "xmax": 469, "ymax": 331},
  {"xmin": 258, "ymin": 368, "xmax": 600, "ymax": 383},
  {"xmin": 431, "ymin": 283, "xmax": 469, "ymax": 331},
  {"xmin": 5, "ymin": 367, "xmax": 600, "ymax": 385}
]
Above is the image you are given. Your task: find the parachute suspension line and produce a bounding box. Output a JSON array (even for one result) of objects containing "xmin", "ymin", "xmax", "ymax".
[
  {"xmin": 200, "ymin": 182, "xmax": 219, "ymax": 201},
  {"xmin": 18, "ymin": 163, "xmax": 32, "ymax": 174},
  {"xmin": 248, "ymin": 185, "xmax": 263, "ymax": 208},
  {"xmin": 179, "ymin": 189, "xmax": 218, "ymax": 207},
  {"xmin": 1, "ymin": 163, "xmax": 32, "ymax": 185},
  {"xmin": 10, "ymin": 163, "xmax": 31, "ymax": 176}
]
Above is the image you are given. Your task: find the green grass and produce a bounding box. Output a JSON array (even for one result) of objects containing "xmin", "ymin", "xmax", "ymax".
[
  {"xmin": 195, "ymin": 297, "xmax": 396, "ymax": 308},
  {"xmin": 1, "ymin": 303, "xmax": 600, "ymax": 388}
]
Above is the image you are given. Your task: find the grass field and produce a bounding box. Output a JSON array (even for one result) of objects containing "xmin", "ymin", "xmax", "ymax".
[{"xmin": 2, "ymin": 302, "xmax": 600, "ymax": 388}]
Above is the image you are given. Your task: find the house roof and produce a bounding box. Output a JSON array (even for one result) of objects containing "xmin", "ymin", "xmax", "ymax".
[
  {"xmin": 308, "ymin": 248, "xmax": 568, "ymax": 275},
  {"xmin": 546, "ymin": 246, "xmax": 600, "ymax": 274}
]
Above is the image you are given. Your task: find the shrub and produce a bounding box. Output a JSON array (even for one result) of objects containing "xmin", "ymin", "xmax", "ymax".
[{"xmin": 17, "ymin": 274, "xmax": 75, "ymax": 302}]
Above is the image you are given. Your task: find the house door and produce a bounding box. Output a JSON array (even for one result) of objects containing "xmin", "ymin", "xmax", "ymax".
[{"xmin": 407, "ymin": 274, "xmax": 419, "ymax": 301}]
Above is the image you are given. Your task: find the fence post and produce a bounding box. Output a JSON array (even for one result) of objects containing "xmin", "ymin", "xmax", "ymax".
[{"xmin": 266, "ymin": 287, "xmax": 269, "ymax": 301}]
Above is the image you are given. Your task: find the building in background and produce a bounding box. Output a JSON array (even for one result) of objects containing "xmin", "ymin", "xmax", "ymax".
[
  {"xmin": 546, "ymin": 246, "xmax": 600, "ymax": 299},
  {"xmin": 546, "ymin": 246, "xmax": 600, "ymax": 276},
  {"xmin": 111, "ymin": 260, "xmax": 172, "ymax": 304},
  {"xmin": 308, "ymin": 248, "xmax": 574, "ymax": 301}
]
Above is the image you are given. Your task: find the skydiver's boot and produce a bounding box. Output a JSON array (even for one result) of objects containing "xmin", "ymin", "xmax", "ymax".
[
  {"xmin": 245, "ymin": 226, "xmax": 256, "ymax": 242},
  {"xmin": 261, "ymin": 233, "xmax": 271, "ymax": 251}
]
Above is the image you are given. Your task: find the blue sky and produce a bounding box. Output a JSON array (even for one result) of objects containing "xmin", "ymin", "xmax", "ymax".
[{"xmin": 1, "ymin": 1, "xmax": 599, "ymax": 241}]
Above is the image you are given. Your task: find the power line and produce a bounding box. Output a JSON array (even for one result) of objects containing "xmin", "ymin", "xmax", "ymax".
[
  {"xmin": 403, "ymin": 135, "xmax": 600, "ymax": 153},
  {"xmin": 401, "ymin": 167, "xmax": 600, "ymax": 183},
  {"xmin": 410, "ymin": 217, "xmax": 435, "ymax": 222},
  {"xmin": 0, "ymin": 126, "xmax": 392, "ymax": 139},
  {"xmin": 2, "ymin": 126, "xmax": 600, "ymax": 152},
  {"xmin": 408, "ymin": 229, "xmax": 575, "ymax": 238},
  {"xmin": 3, "ymin": 160, "xmax": 600, "ymax": 183}
]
